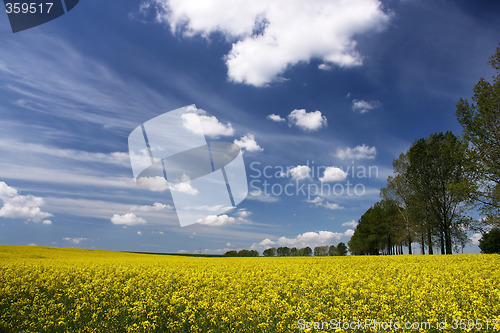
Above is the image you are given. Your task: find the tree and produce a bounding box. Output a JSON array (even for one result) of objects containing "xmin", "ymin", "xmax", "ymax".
[
  {"xmin": 290, "ymin": 247, "xmax": 298, "ymax": 256},
  {"xmin": 328, "ymin": 245, "xmax": 337, "ymax": 256},
  {"xmin": 314, "ymin": 246, "xmax": 329, "ymax": 256},
  {"xmin": 337, "ymin": 242, "xmax": 347, "ymax": 256},
  {"xmin": 348, "ymin": 200, "xmax": 402, "ymax": 255},
  {"xmin": 263, "ymin": 248, "xmax": 277, "ymax": 257},
  {"xmin": 381, "ymin": 152, "xmax": 417, "ymax": 254},
  {"xmin": 406, "ymin": 132, "xmax": 472, "ymax": 254},
  {"xmin": 478, "ymin": 228, "xmax": 500, "ymax": 254},
  {"xmin": 224, "ymin": 250, "xmax": 237, "ymax": 256},
  {"xmin": 277, "ymin": 246, "xmax": 291, "ymax": 256},
  {"xmin": 298, "ymin": 247, "xmax": 312, "ymax": 256},
  {"xmin": 456, "ymin": 44, "xmax": 500, "ymax": 225}
]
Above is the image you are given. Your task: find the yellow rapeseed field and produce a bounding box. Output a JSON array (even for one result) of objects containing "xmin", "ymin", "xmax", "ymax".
[{"xmin": 0, "ymin": 245, "xmax": 499, "ymax": 332}]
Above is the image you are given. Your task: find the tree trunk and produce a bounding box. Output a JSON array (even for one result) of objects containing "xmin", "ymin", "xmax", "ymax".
[
  {"xmin": 408, "ymin": 232, "xmax": 412, "ymax": 255},
  {"xmin": 420, "ymin": 234, "xmax": 425, "ymax": 255},
  {"xmin": 427, "ymin": 228, "xmax": 433, "ymax": 255},
  {"xmin": 445, "ymin": 227, "xmax": 452, "ymax": 254},
  {"xmin": 440, "ymin": 231, "xmax": 445, "ymax": 255}
]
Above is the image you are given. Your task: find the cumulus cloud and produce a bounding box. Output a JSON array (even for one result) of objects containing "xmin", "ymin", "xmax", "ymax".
[
  {"xmin": 148, "ymin": 0, "xmax": 389, "ymax": 86},
  {"xmin": 278, "ymin": 231, "xmax": 343, "ymax": 248},
  {"xmin": 287, "ymin": 109, "xmax": 327, "ymax": 131},
  {"xmin": 234, "ymin": 134, "xmax": 264, "ymax": 152},
  {"xmin": 111, "ymin": 213, "xmax": 147, "ymax": 226},
  {"xmin": 319, "ymin": 167, "xmax": 347, "ymax": 182},
  {"xmin": 335, "ymin": 144, "xmax": 376, "ymax": 160},
  {"xmin": 62, "ymin": 237, "xmax": 87, "ymax": 245},
  {"xmin": 352, "ymin": 99, "xmax": 381, "ymax": 113},
  {"xmin": 0, "ymin": 181, "xmax": 53, "ymax": 223},
  {"xmin": 251, "ymin": 229, "xmax": 354, "ymax": 251},
  {"xmin": 136, "ymin": 176, "xmax": 169, "ymax": 192},
  {"xmin": 318, "ymin": 63, "xmax": 332, "ymax": 70},
  {"xmin": 131, "ymin": 202, "xmax": 173, "ymax": 212},
  {"xmin": 344, "ymin": 229, "xmax": 355, "ymax": 237},
  {"xmin": 250, "ymin": 238, "xmax": 276, "ymax": 250},
  {"xmin": 169, "ymin": 174, "xmax": 198, "ymax": 195},
  {"xmin": 342, "ymin": 220, "xmax": 358, "ymax": 228},
  {"xmin": 288, "ymin": 165, "xmax": 311, "ymax": 180},
  {"xmin": 267, "ymin": 114, "xmax": 286, "ymax": 122},
  {"xmin": 181, "ymin": 112, "xmax": 234, "ymax": 138},
  {"xmin": 197, "ymin": 214, "xmax": 236, "ymax": 226},
  {"xmin": 306, "ymin": 196, "xmax": 344, "ymax": 210},
  {"xmin": 471, "ymin": 233, "xmax": 482, "ymax": 245},
  {"xmin": 236, "ymin": 209, "xmax": 252, "ymax": 218}
]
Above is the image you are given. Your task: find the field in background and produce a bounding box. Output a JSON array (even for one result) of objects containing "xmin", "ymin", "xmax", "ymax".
[{"xmin": 1, "ymin": 246, "xmax": 499, "ymax": 332}]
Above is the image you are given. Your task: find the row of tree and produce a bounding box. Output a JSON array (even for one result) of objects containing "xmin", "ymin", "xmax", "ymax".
[
  {"xmin": 263, "ymin": 243, "xmax": 347, "ymax": 257},
  {"xmin": 223, "ymin": 243, "xmax": 348, "ymax": 257},
  {"xmin": 348, "ymin": 45, "xmax": 500, "ymax": 255},
  {"xmin": 224, "ymin": 249, "xmax": 259, "ymax": 257}
]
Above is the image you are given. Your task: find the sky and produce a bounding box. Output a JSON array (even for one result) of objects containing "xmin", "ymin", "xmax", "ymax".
[{"xmin": 0, "ymin": 0, "xmax": 499, "ymax": 254}]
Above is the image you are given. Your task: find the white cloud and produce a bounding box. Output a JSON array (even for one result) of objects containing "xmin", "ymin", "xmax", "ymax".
[
  {"xmin": 247, "ymin": 190, "xmax": 280, "ymax": 203},
  {"xmin": 306, "ymin": 196, "xmax": 344, "ymax": 210},
  {"xmin": 181, "ymin": 112, "xmax": 234, "ymax": 138},
  {"xmin": 131, "ymin": 202, "xmax": 173, "ymax": 212},
  {"xmin": 305, "ymin": 196, "xmax": 323, "ymax": 205},
  {"xmin": 352, "ymin": 99, "xmax": 381, "ymax": 113},
  {"xmin": 250, "ymin": 238, "xmax": 276, "ymax": 250},
  {"xmin": 197, "ymin": 214, "xmax": 236, "ymax": 226},
  {"xmin": 342, "ymin": 220, "xmax": 358, "ymax": 228},
  {"xmin": 169, "ymin": 174, "xmax": 198, "ymax": 195},
  {"xmin": 267, "ymin": 114, "xmax": 286, "ymax": 122},
  {"xmin": 234, "ymin": 134, "xmax": 264, "ymax": 152},
  {"xmin": 236, "ymin": 209, "xmax": 252, "ymax": 218},
  {"xmin": 62, "ymin": 237, "xmax": 87, "ymax": 245},
  {"xmin": 149, "ymin": 0, "xmax": 390, "ymax": 86},
  {"xmin": 0, "ymin": 139, "xmax": 130, "ymax": 168},
  {"xmin": 137, "ymin": 231, "xmax": 142, "ymax": 236},
  {"xmin": 288, "ymin": 165, "xmax": 311, "ymax": 180},
  {"xmin": 335, "ymin": 144, "xmax": 376, "ymax": 160},
  {"xmin": 111, "ymin": 213, "xmax": 146, "ymax": 226},
  {"xmin": 287, "ymin": 109, "xmax": 327, "ymax": 131},
  {"xmin": 169, "ymin": 181, "xmax": 198, "ymax": 196},
  {"xmin": 318, "ymin": 63, "xmax": 332, "ymax": 70},
  {"xmin": 344, "ymin": 229, "xmax": 355, "ymax": 237},
  {"xmin": 0, "ymin": 181, "xmax": 53, "ymax": 223},
  {"xmin": 319, "ymin": 167, "xmax": 348, "ymax": 182},
  {"xmin": 136, "ymin": 176, "xmax": 169, "ymax": 192},
  {"xmin": 471, "ymin": 233, "xmax": 482, "ymax": 245},
  {"xmin": 277, "ymin": 231, "xmax": 343, "ymax": 248},
  {"xmin": 323, "ymin": 202, "xmax": 344, "ymax": 210}
]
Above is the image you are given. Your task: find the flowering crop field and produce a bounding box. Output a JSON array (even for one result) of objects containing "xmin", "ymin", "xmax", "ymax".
[{"xmin": 0, "ymin": 246, "xmax": 499, "ymax": 333}]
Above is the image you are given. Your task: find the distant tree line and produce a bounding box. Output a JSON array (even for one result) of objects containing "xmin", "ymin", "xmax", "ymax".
[
  {"xmin": 349, "ymin": 45, "xmax": 500, "ymax": 255},
  {"xmin": 224, "ymin": 249, "xmax": 259, "ymax": 257},
  {"xmin": 262, "ymin": 243, "xmax": 347, "ymax": 257},
  {"xmin": 223, "ymin": 243, "xmax": 348, "ymax": 257}
]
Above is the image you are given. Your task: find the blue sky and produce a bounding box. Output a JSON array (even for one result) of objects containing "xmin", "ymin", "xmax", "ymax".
[{"xmin": 0, "ymin": 0, "xmax": 499, "ymax": 254}]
